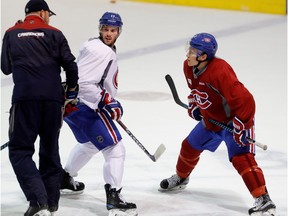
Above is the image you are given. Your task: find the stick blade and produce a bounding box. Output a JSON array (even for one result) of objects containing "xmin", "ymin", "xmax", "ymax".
[{"xmin": 152, "ymin": 144, "xmax": 166, "ymax": 162}]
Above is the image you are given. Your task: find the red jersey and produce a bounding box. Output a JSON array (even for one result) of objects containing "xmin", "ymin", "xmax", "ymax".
[{"xmin": 183, "ymin": 58, "xmax": 255, "ymax": 132}]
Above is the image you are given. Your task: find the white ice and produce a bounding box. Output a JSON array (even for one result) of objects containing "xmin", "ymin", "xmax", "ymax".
[{"xmin": 1, "ymin": 0, "xmax": 287, "ymax": 215}]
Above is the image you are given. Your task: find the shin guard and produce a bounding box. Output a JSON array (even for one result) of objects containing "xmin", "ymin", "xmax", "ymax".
[
  {"xmin": 232, "ymin": 153, "xmax": 266, "ymax": 198},
  {"xmin": 176, "ymin": 139, "xmax": 202, "ymax": 178}
]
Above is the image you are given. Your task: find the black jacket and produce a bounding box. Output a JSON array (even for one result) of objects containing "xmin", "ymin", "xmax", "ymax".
[{"xmin": 1, "ymin": 15, "xmax": 78, "ymax": 103}]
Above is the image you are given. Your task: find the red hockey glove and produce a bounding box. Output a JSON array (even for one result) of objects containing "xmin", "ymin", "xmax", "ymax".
[
  {"xmin": 64, "ymin": 84, "xmax": 79, "ymax": 103},
  {"xmin": 63, "ymin": 84, "xmax": 79, "ymax": 117},
  {"xmin": 64, "ymin": 102, "xmax": 79, "ymax": 117},
  {"xmin": 187, "ymin": 94, "xmax": 202, "ymax": 121},
  {"xmin": 232, "ymin": 116, "xmax": 252, "ymax": 147},
  {"xmin": 98, "ymin": 90, "xmax": 123, "ymax": 121}
]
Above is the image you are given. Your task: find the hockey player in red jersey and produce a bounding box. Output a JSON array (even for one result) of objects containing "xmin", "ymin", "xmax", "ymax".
[{"xmin": 159, "ymin": 33, "xmax": 277, "ymax": 216}]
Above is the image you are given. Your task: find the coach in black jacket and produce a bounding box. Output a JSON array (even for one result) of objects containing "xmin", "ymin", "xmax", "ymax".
[{"xmin": 1, "ymin": 0, "xmax": 78, "ymax": 215}]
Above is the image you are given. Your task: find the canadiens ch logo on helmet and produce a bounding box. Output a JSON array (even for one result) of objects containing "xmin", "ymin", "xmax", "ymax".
[
  {"xmin": 203, "ymin": 37, "xmax": 211, "ymax": 43},
  {"xmin": 191, "ymin": 89, "xmax": 212, "ymax": 109}
]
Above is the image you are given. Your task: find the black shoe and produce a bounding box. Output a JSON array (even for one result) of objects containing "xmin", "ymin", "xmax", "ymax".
[
  {"xmin": 60, "ymin": 171, "xmax": 85, "ymax": 195},
  {"xmin": 24, "ymin": 204, "xmax": 51, "ymax": 216},
  {"xmin": 48, "ymin": 205, "xmax": 58, "ymax": 215},
  {"xmin": 104, "ymin": 184, "xmax": 137, "ymax": 210},
  {"xmin": 159, "ymin": 174, "xmax": 189, "ymax": 191},
  {"xmin": 248, "ymin": 194, "xmax": 277, "ymax": 215}
]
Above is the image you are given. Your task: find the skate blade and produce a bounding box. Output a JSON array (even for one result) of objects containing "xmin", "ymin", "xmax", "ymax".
[
  {"xmin": 263, "ymin": 208, "xmax": 278, "ymax": 216},
  {"xmin": 108, "ymin": 208, "xmax": 138, "ymax": 216},
  {"xmin": 60, "ymin": 189, "xmax": 84, "ymax": 196},
  {"xmin": 158, "ymin": 184, "xmax": 187, "ymax": 192},
  {"xmin": 250, "ymin": 208, "xmax": 278, "ymax": 216}
]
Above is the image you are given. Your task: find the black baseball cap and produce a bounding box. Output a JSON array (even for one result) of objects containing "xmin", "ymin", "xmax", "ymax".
[{"xmin": 25, "ymin": 0, "xmax": 56, "ymax": 16}]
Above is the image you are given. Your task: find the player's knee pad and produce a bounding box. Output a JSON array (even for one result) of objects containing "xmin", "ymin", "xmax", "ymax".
[
  {"xmin": 77, "ymin": 141, "xmax": 99, "ymax": 156},
  {"xmin": 232, "ymin": 153, "xmax": 266, "ymax": 197},
  {"xmin": 64, "ymin": 142, "xmax": 99, "ymax": 177},
  {"xmin": 102, "ymin": 140, "xmax": 126, "ymax": 160},
  {"xmin": 176, "ymin": 139, "xmax": 202, "ymax": 178}
]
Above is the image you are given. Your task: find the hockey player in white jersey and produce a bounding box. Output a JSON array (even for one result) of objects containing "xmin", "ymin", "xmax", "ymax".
[{"xmin": 62, "ymin": 12, "xmax": 137, "ymax": 216}]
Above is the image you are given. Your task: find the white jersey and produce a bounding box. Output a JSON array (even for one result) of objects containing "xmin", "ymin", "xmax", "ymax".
[{"xmin": 76, "ymin": 37, "xmax": 119, "ymax": 110}]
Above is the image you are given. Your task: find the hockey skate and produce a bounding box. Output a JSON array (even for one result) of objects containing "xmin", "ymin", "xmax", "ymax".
[
  {"xmin": 60, "ymin": 171, "xmax": 85, "ymax": 195},
  {"xmin": 159, "ymin": 174, "xmax": 189, "ymax": 191},
  {"xmin": 105, "ymin": 184, "xmax": 137, "ymax": 216},
  {"xmin": 249, "ymin": 194, "xmax": 277, "ymax": 216},
  {"xmin": 24, "ymin": 204, "xmax": 51, "ymax": 216}
]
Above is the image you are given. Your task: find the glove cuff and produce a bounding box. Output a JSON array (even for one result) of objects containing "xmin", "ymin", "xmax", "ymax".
[{"xmin": 233, "ymin": 116, "xmax": 245, "ymax": 131}]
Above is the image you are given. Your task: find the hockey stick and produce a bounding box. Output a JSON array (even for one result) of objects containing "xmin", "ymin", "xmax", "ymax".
[
  {"xmin": 117, "ymin": 120, "xmax": 166, "ymax": 162},
  {"xmin": 165, "ymin": 74, "xmax": 268, "ymax": 151},
  {"xmin": 1, "ymin": 141, "xmax": 9, "ymax": 151}
]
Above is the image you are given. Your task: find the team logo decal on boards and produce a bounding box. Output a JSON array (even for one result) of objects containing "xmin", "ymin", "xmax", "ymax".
[
  {"xmin": 113, "ymin": 70, "xmax": 118, "ymax": 89},
  {"xmin": 191, "ymin": 89, "xmax": 212, "ymax": 109}
]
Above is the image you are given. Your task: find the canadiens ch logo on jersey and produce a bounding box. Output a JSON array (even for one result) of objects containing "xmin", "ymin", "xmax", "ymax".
[{"xmin": 191, "ymin": 89, "xmax": 212, "ymax": 109}]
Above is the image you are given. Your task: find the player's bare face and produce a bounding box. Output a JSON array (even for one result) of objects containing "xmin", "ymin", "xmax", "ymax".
[
  {"xmin": 100, "ymin": 26, "xmax": 120, "ymax": 46},
  {"xmin": 186, "ymin": 48, "xmax": 199, "ymax": 67}
]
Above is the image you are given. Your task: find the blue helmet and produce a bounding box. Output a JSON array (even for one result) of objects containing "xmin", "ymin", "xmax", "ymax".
[
  {"xmin": 189, "ymin": 33, "xmax": 218, "ymax": 60},
  {"xmin": 99, "ymin": 12, "xmax": 123, "ymax": 28}
]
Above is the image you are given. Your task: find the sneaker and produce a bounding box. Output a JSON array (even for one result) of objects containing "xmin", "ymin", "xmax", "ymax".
[
  {"xmin": 60, "ymin": 171, "xmax": 85, "ymax": 195},
  {"xmin": 249, "ymin": 194, "xmax": 277, "ymax": 215},
  {"xmin": 159, "ymin": 174, "xmax": 189, "ymax": 191},
  {"xmin": 104, "ymin": 184, "xmax": 137, "ymax": 211},
  {"xmin": 24, "ymin": 204, "xmax": 51, "ymax": 216}
]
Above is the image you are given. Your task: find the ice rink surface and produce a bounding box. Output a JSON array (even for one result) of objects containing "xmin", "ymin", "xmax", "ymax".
[{"xmin": 1, "ymin": 0, "xmax": 287, "ymax": 215}]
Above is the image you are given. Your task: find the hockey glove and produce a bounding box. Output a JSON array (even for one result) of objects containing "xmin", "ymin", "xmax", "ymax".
[
  {"xmin": 63, "ymin": 84, "xmax": 79, "ymax": 117},
  {"xmin": 64, "ymin": 103, "xmax": 79, "ymax": 117},
  {"xmin": 98, "ymin": 90, "xmax": 123, "ymax": 121},
  {"xmin": 187, "ymin": 94, "xmax": 202, "ymax": 121},
  {"xmin": 232, "ymin": 116, "xmax": 252, "ymax": 147}
]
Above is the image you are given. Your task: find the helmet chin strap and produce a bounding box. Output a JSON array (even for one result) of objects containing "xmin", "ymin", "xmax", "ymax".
[
  {"xmin": 193, "ymin": 59, "xmax": 202, "ymax": 74},
  {"xmin": 195, "ymin": 56, "xmax": 207, "ymax": 68},
  {"xmin": 195, "ymin": 52, "xmax": 209, "ymax": 68},
  {"xmin": 194, "ymin": 55, "xmax": 209, "ymax": 75},
  {"xmin": 195, "ymin": 57, "xmax": 202, "ymax": 68}
]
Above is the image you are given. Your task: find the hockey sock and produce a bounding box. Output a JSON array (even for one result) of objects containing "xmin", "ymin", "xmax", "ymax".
[
  {"xmin": 102, "ymin": 141, "xmax": 125, "ymax": 188},
  {"xmin": 176, "ymin": 139, "xmax": 202, "ymax": 179},
  {"xmin": 65, "ymin": 142, "xmax": 99, "ymax": 177},
  {"xmin": 232, "ymin": 153, "xmax": 266, "ymax": 198}
]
